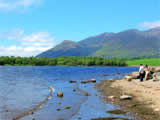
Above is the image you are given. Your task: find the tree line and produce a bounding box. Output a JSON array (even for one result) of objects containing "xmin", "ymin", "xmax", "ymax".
[{"xmin": 0, "ymin": 56, "xmax": 127, "ymax": 66}]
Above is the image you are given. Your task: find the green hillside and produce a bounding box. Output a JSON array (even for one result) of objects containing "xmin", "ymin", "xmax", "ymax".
[{"xmin": 37, "ymin": 28, "xmax": 160, "ymax": 58}]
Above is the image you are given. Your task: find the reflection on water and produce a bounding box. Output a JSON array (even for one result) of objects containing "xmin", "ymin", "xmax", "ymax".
[{"xmin": 0, "ymin": 66, "xmax": 138, "ymax": 120}]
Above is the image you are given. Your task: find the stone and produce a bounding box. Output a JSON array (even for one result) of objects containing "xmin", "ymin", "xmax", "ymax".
[
  {"xmin": 69, "ymin": 80, "xmax": 77, "ymax": 83},
  {"xmin": 130, "ymin": 72, "xmax": 139, "ymax": 79},
  {"xmin": 154, "ymin": 108, "xmax": 160, "ymax": 112},
  {"xmin": 125, "ymin": 76, "xmax": 132, "ymax": 81},
  {"xmin": 152, "ymin": 67, "xmax": 160, "ymax": 72},
  {"xmin": 108, "ymin": 96, "xmax": 116, "ymax": 99},
  {"xmin": 56, "ymin": 108, "xmax": 61, "ymax": 111},
  {"xmin": 80, "ymin": 80, "xmax": 89, "ymax": 84},
  {"xmin": 57, "ymin": 92, "xmax": 63, "ymax": 97},
  {"xmin": 89, "ymin": 78, "xmax": 96, "ymax": 83},
  {"xmin": 104, "ymin": 74, "xmax": 108, "ymax": 76},
  {"xmin": 64, "ymin": 106, "xmax": 71, "ymax": 109},
  {"xmin": 152, "ymin": 72, "xmax": 160, "ymax": 81},
  {"xmin": 120, "ymin": 95, "xmax": 132, "ymax": 100},
  {"xmin": 58, "ymin": 102, "xmax": 61, "ymax": 105},
  {"xmin": 73, "ymin": 89, "xmax": 76, "ymax": 92},
  {"xmin": 84, "ymin": 92, "xmax": 90, "ymax": 96}
]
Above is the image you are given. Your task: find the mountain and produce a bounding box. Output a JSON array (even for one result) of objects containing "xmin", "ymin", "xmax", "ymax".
[{"xmin": 37, "ymin": 28, "xmax": 160, "ymax": 58}]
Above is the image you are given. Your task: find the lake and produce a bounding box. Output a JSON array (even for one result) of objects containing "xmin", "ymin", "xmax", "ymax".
[{"xmin": 0, "ymin": 66, "xmax": 138, "ymax": 120}]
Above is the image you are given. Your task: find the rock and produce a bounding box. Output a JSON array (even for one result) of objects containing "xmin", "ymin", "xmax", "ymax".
[
  {"xmin": 89, "ymin": 78, "xmax": 96, "ymax": 83},
  {"xmin": 125, "ymin": 76, "xmax": 132, "ymax": 81},
  {"xmin": 84, "ymin": 92, "xmax": 90, "ymax": 96},
  {"xmin": 108, "ymin": 96, "xmax": 116, "ymax": 99},
  {"xmin": 57, "ymin": 92, "xmax": 63, "ymax": 97},
  {"xmin": 78, "ymin": 117, "xmax": 81, "ymax": 119},
  {"xmin": 152, "ymin": 67, "xmax": 160, "ymax": 72},
  {"xmin": 130, "ymin": 72, "xmax": 139, "ymax": 79},
  {"xmin": 80, "ymin": 80, "xmax": 89, "ymax": 84},
  {"xmin": 104, "ymin": 74, "xmax": 108, "ymax": 76},
  {"xmin": 152, "ymin": 72, "xmax": 160, "ymax": 81},
  {"xmin": 58, "ymin": 102, "xmax": 61, "ymax": 105},
  {"xmin": 64, "ymin": 106, "xmax": 71, "ymax": 109},
  {"xmin": 69, "ymin": 80, "xmax": 77, "ymax": 83},
  {"xmin": 56, "ymin": 108, "xmax": 61, "ymax": 111},
  {"xmin": 120, "ymin": 95, "xmax": 132, "ymax": 100},
  {"xmin": 73, "ymin": 89, "xmax": 76, "ymax": 92},
  {"xmin": 154, "ymin": 108, "xmax": 160, "ymax": 112}
]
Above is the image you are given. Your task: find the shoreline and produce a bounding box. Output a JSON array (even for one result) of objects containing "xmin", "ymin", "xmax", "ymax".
[
  {"xmin": 96, "ymin": 67, "xmax": 160, "ymax": 120},
  {"xmin": 12, "ymin": 86, "xmax": 55, "ymax": 120}
]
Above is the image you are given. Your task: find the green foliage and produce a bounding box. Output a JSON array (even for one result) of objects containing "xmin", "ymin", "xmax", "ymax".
[
  {"xmin": 126, "ymin": 58, "xmax": 160, "ymax": 66},
  {"xmin": 0, "ymin": 56, "xmax": 127, "ymax": 66}
]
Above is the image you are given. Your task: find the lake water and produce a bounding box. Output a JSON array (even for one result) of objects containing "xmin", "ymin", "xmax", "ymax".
[{"xmin": 0, "ymin": 66, "xmax": 138, "ymax": 120}]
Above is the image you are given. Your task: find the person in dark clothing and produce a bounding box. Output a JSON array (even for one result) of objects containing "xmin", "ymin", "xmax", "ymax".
[{"xmin": 139, "ymin": 64, "xmax": 145, "ymax": 82}]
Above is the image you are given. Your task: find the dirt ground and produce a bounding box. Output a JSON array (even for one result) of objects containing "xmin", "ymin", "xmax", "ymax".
[{"xmin": 97, "ymin": 78, "xmax": 160, "ymax": 120}]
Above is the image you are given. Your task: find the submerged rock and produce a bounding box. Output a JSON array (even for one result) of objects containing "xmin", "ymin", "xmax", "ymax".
[
  {"xmin": 56, "ymin": 108, "xmax": 61, "ymax": 111},
  {"xmin": 104, "ymin": 74, "xmax": 108, "ymax": 76},
  {"xmin": 69, "ymin": 80, "xmax": 77, "ymax": 83},
  {"xmin": 64, "ymin": 106, "xmax": 71, "ymax": 109},
  {"xmin": 84, "ymin": 92, "xmax": 90, "ymax": 96},
  {"xmin": 107, "ymin": 109, "xmax": 127, "ymax": 115}
]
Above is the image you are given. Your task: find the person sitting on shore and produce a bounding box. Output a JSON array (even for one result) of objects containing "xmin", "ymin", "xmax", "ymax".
[
  {"xmin": 145, "ymin": 65, "xmax": 150, "ymax": 80},
  {"xmin": 139, "ymin": 64, "xmax": 145, "ymax": 82}
]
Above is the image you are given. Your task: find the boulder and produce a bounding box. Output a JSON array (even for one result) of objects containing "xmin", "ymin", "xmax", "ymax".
[
  {"xmin": 57, "ymin": 92, "xmax": 63, "ymax": 97},
  {"xmin": 152, "ymin": 67, "xmax": 160, "ymax": 72},
  {"xmin": 120, "ymin": 95, "xmax": 132, "ymax": 100},
  {"xmin": 130, "ymin": 72, "xmax": 139, "ymax": 79},
  {"xmin": 152, "ymin": 72, "xmax": 160, "ymax": 81},
  {"xmin": 124, "ymin": 76, "xmax": 132, "ymax": 81}
]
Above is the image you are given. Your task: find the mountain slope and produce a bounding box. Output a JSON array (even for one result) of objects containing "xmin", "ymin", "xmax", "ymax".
[{"xmin": 37, "ymin": 28, "xmax": 160, "ymax": 58}]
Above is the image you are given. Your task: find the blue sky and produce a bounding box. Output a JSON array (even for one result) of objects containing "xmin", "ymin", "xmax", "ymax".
[{"xmin": 0, "ymin": 0, "xmax": 159, "ymax": 56}]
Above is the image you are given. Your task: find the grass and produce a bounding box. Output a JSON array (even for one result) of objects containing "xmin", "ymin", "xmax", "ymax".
[{"xmin": 126, "ymin": 58, "xmax": 160, "ymax": 66}]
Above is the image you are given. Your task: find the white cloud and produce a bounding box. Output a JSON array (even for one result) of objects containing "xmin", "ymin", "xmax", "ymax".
[
  {"xmin": 0, "ymin": 29, "xmax": 56, "ymax": 57},
  {"xmin": 139, "ymin": 21, "xmax": 160, "ymax": 29},
  {"xmin": 0, "ymin": 0, "xmax": 41, "ymax": 10}
]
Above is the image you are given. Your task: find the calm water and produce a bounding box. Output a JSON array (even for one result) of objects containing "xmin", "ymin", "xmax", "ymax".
[{"xmin": 0, "ymin": 66, "xmax": 138, "ymax": 120}]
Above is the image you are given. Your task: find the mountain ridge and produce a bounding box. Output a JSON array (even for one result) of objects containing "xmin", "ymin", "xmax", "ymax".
[{"xmin": 37, "ymin": 28, "xmax": 160, "ymax": 58}]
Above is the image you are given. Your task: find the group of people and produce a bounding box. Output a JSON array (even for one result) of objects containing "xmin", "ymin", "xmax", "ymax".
[{"xmin": 139, "ymin": 64, "xmax": 150, "ymax": 82}]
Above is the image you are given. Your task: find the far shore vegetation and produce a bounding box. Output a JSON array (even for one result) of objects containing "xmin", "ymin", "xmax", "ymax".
[
  {"xmin": 0, "ymin": 56, "xmax": 159, "ymax": 66},
  {"xmin": 126, "ymin": 58, "xmax": 160, "ymax": 66},
  {"xmin": 0, "ymin": 56, "xmax": 126, "ymax": 66}
]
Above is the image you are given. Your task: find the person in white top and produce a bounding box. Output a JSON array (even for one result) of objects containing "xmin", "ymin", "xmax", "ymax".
[{"xmin": 139, "ymin": 64, "xmax": 145, "ymax": 82}]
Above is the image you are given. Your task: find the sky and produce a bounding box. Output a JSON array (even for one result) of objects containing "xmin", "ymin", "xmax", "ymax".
[{"xmin": 0, "ymin": 0, "xmax": 159, "ymax": 57}]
